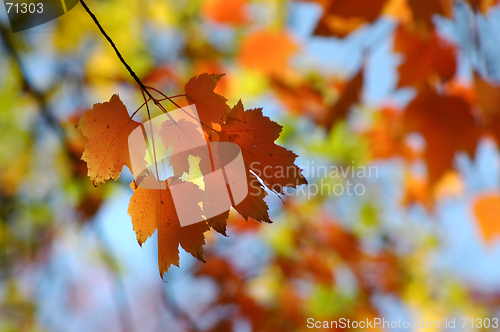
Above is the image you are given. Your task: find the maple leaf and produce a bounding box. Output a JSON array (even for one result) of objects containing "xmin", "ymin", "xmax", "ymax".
[
  {"xmin": 182, "ymin": 75, "xmax": 307, "ymax": 235},
  {"xmin": 403, "ymin": 85, "xmax": 480, "ymax": 184},
  {"xmin": 220, "ymin": 100, "xmax": 307, "ymax": 195},
  {"xmin": 159, "ymin": 118, "xmax": 207, "ymax": 177},
  {"xmin": 238, "ymin": 29, "xmax": 298, "ymax": 75},
  {"xmin": 394, "ymin": 25, "xmax": 457, "ymax": 88},
  {"xmin": 77, "ymin": 95, "xmax": 142, "ymax": 186},
  {"xmin": 193, "ymin": 101, "xmax": 308, "ymax": 229},
  {"xmin": 185, "ymin": 73, "xmax": 230, "ymax": 132},
  {"xmin": 473, "ymin": 193, "xmax": 500, "ymax": 245},
  {"xmin": 128, "ymin": 175, "xmax": 209, "ymax": 276}
]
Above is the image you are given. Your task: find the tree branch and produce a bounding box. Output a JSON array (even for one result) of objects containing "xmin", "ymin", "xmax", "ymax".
[{"xmin": 79, "ymin": 0, "xmax": 155, "ymax": 101}]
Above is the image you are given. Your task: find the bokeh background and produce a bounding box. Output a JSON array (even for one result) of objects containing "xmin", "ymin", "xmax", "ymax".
[{"xmin": 2, "ymin": 0, "xmax": 500, "ymax": 331}]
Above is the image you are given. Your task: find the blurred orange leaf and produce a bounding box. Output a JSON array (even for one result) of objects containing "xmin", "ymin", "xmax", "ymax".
[
  {"xmin": 203, "ymin": 0, "xmax": 248, "ymax": 25},
  {"xmin": 394, "ymin": 25, "xmax": 457, "ymax": 88},
  {"xmin": 324, "ymin": 67, "xmax": 364, "ymax": 129},
  {"xmin": 307, "ymin": 0, "xmax": 388, "ymax": 37},
  {"xmin": 402, "ymin": 173, "xmax": 433, "ymax": 210},
  {"xmin": 434, "ymin": 171, "xmax": 464, "ymax": 200},
  {"xmin": 403, "ymin": 86, "xmax": 480, "ymax": 184},
  {"xmin": 238, "ymin": 29, "xmax": 298, "ymax": 74},
  {"xmin": 473, "ymin": 193, "xmax": 500, "ymax": 244},
  {"xmin": 366, "ymin": 107, "xmax": 416, "ymax": 160},
  {"xmin": 271, "ymin": 77, "xmax": 328, "ymax": 124},
  {"xmin": 383, "ymin": 0, "xmax": 413, "ymax": 24}
]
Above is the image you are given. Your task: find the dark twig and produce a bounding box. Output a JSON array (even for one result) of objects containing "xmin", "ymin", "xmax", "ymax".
[{"xmin": 79, "ymin": 0, "xmax": 155, "ymax": 101}]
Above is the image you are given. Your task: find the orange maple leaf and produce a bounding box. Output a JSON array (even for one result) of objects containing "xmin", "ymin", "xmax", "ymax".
[
  {"xmin": 185, "ymin": 73, "xmax": 230, "ymax": 132},
  {"xmin": 220, "ymin": 101, "xmax": 307, "ymax": 194},
  {"xmin": 159, "ymin": 118, "xmax": 206, "ymax": 177},
  {"xmin": 210, "ymin": 101, "xmax": 308, "ymax": 226},
  {"xmin": 128, "ymin": 175, "xmax": 209, "ymax": 275},
  {"xmin": 77, "ymin": 95, "xmax": 142, "ymax": 186},
  {"xmin": 183, "ymin": 75, "xmax": 307, "ymax": 235}
]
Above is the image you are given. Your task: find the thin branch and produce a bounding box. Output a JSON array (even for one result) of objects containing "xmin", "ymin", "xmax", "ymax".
[
  {"xmin": 144, "ymin": 86, "xmax": 183, "ymax": 109},
  {"xmin": 79, "ymin": 0, "xmax": 199, "ymax": 115},
  {"xmin": 131, "ymin": 98, "xmax": 151, "ymax": 119},
  {"xmin": 145, "ymin": 86, "xmax": 220, "ymax": 134},
  {"xmin": 166, "ymin": 94, "xmax": 187, "ymax": 99},
  {"xmin": 79, "ymin": 0, "xmax": 155, "ymax": 101}
]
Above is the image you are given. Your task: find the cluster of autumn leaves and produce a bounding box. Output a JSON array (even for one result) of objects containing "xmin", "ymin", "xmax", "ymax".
[
  {"xmin": 74, "ymin": 0, "xmax": 500, "ymax": 277},
  {"xmin": 77, "ymin": 74, "xmax": 307, "ymax": 275}
]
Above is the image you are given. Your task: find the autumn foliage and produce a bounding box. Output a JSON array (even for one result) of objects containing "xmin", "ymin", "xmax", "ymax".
[
  {"xmin": 77, "ymin": 73, "xmax": 306, "ymax": 276},
  {"xmin": 3, "ymin": 0, "xmax": 500, "ymax": 331}
]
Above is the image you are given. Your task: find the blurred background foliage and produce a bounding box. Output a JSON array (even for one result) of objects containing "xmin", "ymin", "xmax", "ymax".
[{"xmin": 2, "ymin": 0, "xmax": 500, "ymax": 331}]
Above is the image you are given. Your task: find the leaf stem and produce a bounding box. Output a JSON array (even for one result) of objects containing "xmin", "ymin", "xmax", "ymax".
[
  {"xmin": 141, "ymin": 89, "xmax": 161, "ymax": 181},
  {"xmin": 79, "ymin": 0, "xmax": 155, "ymax": 101},
  {"xmin": 130, "ymin": 98, "xmax": 151, "ymax": 119}
]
